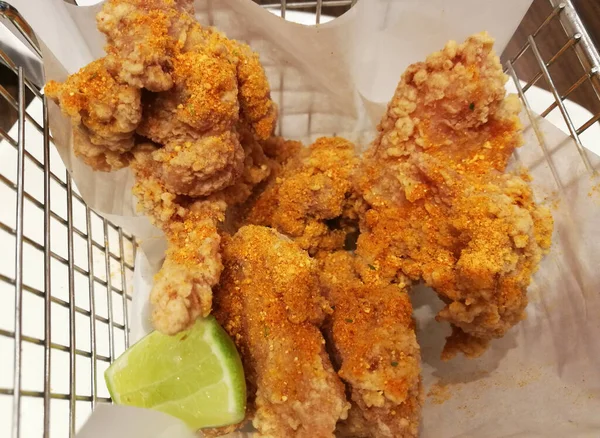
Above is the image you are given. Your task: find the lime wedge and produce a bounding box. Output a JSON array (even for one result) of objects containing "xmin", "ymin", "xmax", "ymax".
[{"xmin": 105, "ymin": 317, "xmax": 246, "ymax": 430}]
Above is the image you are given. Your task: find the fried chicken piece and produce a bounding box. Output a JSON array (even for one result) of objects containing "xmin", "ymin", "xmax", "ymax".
[
  {"xmin": 96, "ymin": 0, "xmax": 194, "ymax": 92},
  {"xmin": 135, "ymin": 21, "xmax": 277, "ymax": 197},
  {"xmin": 356, "ymin": 153, "xmax": 553, "ymax": 359},
  {"xmin": 319, "ymin": 251, "xmax": 422, "ymax": 438},
  {"xmin": 355, "ymin": 33, "xmax": 553, "ymax": 359},
  {"xmin": 261, "ymin": 135, "xmax": 304, "ymax": 166},
  {"xmin": 45, "ymin": 58, "xmax": 142, "ymax": 171},
  {"xmin": 244, "ymin": 137, "xmax": 359, "ymax": 255},
  {"xmin": 358, "ymin": 32, "xmax": 522, "ymax": 208},
  {"xmin": 130, "ymin": 126, "xmax": 275, "ymax": 334},
  {"xmin": 212, "ymin": 125, "xmax": 273, "ymax": 208},
  {"xmin": 134, "ymin": 24, "xmax": 245, "ymax": 197},
  {"xmin": 53, "ymin": 0, "xmax": 276, "ymax": 196},
  {"xmin": 181, "ymin": 24, "xmax": 278, "ymax": 140},
  {"xmin": 230, "ymin": 42, "xmax": 278, "ymax": 140},
  {"xmin": 130, "ymin": 143, "xmax": 227, "ymax": 334},
  {"xmin": 213, "ymin": 226, "xmax": 350, "ymax": 437},
  {"xmin": 46, "ymin": 0, "xmax": 279, "ymax": 337},
  {"xmin": 151, "ymin": 204, "xmax": 224, "ymax": 335}
]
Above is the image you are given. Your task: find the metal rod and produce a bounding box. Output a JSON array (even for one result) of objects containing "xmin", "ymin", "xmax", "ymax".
[
  {"xmin": 103, "ymin": 219, "xmax": 116, "ymax": 363},
  {"xmin": 551, "ymin": 0, "xmax": 600, "ymax": 73},
  {"xmin": 0, "ymin": 272, "xmax": 127, "ymax": 329},
  {"xmin": 263, "ymin": 0, "xmax": 352, "ymax": 9},
  {"xmin": 42, "ymin": 94, "xmax": 52, "ymax": 438},
  {"xmin": 0, "ymin": 48, "xmax": 43, "ymax": 97},
  {"xmin": 506, "ymin": 61, "xmax": 564, "ymax": 190},
  {"xmin": 0, "ymin": 83, "xmax": 47, "ymax": 135},
  {"xmin": 528, "ymin": 35, "xmax": 593, "ymax": 172},
  {"xmin": 0, "ymin": 388, "xmax": 111, "ymax": 403},
  {"xmin": 522, "ymin": 33, "xmax": 581, "ymax": 94},
  {"xmin": 551, "ymin": 0, "xmax": 600, "ymax": 115},
  {"xmin": 316, "ymin": 0, "xmax": 323, "ymax": 24},
  {"xmin": 0, "ymin": 126, "xmax": 17, "ymax": 147},
  {"xmin": 540, "ymin": 71, "xmax": 589, "ymax": 117},
  {"xmin": 506, "ymin": 2, "xmax": 565, "ymax": 65},
  {"xmin": 280, "ymin": 0, "xmax": 287, "ymax": 18},
  {"xmin": 577, "ymin": 111, "xmax": 600, "ymax": 136},
  {"xmin": 11, "ymin": 65, "xmax": 26, "ymax": 438},
  {"xmin": 0, "ymin": 2, "xmax": 42, "ymax": 58},
  {"xmin": 118, "ymin": 229, "xmax": 130, "ymax": 348},
  {"xmin": 0, "ymin": 328, "xmax": 112, "ymax": 362},
  {"xmin": 85, "ymin": 207, "xmax": 98, "ymax": 408},
  {"xmin": 65, "ymin": 173, "xmax": 77, "ymax": 437}
]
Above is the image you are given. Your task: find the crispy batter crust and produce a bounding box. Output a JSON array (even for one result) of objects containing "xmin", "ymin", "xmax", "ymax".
[{"xmin": 213, "ymin": 226, "xmax": 350, "ymax": 437}]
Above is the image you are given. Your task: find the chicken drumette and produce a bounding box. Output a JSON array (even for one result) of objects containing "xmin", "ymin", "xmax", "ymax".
[{"xmin": 213, "ymin": 225, "xmax": 350, "ymax": 437}]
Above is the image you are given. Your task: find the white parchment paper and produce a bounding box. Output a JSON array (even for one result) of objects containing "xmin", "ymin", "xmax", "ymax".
[{"xmin": 11, "ymin": 0, "xmax": 600, "ymax": 436}]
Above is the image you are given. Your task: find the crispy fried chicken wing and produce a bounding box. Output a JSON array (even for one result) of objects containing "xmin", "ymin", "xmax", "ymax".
[
  {"xmin": 357, "ymin": 154, "xmax": 552, "ymax": 359},
  {"xmin": 355, "ymin": 33, "xmax": 553, "ymax": 359},
  {"xmin": 45, "ymin": 58, "xmax": 142, "ymax": 171},
  {"xmin": 244, "ymin": 137, "xmax": 359, "ymax": 255},
  {"xmin": 151, "ymin": 207, "xmax": 224, "ymax": 335},
  {"xmin": 213, "ymin": 226, "xmax": 350, "ymax": 437},
  {"xmin": 320, "ymin": 251, "xmax": 422, "ymax": 438}
]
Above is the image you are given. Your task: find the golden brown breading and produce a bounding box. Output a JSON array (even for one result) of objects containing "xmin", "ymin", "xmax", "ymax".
[
  {"xmin": 210, "ymin": 126, "xmax": 273, "ymax": 209},
  {"xmin": 50, "ymin": 0, "xmax": 277, "ymax": 194},
  {"xmin": 181, "ymin": 23, "xmax": 278, "ymax": 140},
  {"xmin": 319, "ymin": 251, "xmax": 422, "ymax": 438},
  {"xmin": 356, "ymin": 153, "xmax": 553, "ymax": 359},
  {"xmin": 244, "ymin": 137, "xmax": 359, "ymax": 255},
  {"xmin": 130, "ymin": 129, "xmax": 274, "ymax": 335},
  {"xmin": 150, "ymin": 206, "xmax": 224, "ymax": 335},
  {"xmin": 133, "ymin": 23, "xmax": 244, "ymax": 197},
  {"xmin": 354, "ymin": 32, "xmax": 553, "ymax": 359},
  {"xmin": 130, "ymin": 144, "xmax": 226, "ymax": 334},
  {"xmin": 213, "ymin": 226, "xmax": 350, "ymax": 438},
  {"xmin": 357, "ymin": 32, "xmax": 522, "ymax": 208},
  {"xmin": 261, "ymin": 136, "xmax": 304, "ymax": 166},
  {"xmin": 97, "ymin": 0, "xmax": 194, "ymax": 92},
  {"xmin": 45, "ymin": 58, "xmax": 142, "ymax": 171},
  {"xmin": 231, "ymin": 42, "xmax": 278, "ymax": 140},
  {"xmin": 133, "ymin": 20, "xmax": 276, "ymax": 197},
  {"xmin": 149, "ymin": 131, "xmax": 246, "ymax": 198}
]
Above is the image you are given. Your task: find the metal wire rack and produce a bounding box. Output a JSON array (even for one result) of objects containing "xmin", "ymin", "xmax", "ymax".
[{"xmin": 0, "ymin": 0, "xmax": 598, "ymax": 437}]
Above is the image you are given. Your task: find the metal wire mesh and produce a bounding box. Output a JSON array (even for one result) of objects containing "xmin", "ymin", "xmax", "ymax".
[
  {"xmin": 0, "ymin": 4, "xmax": 135, "ymax": 436},
  {"xmin": 0, "ymin": 0, "xmax": 598, "ymax": 437},
  {"xmin": 503, "ymin": 0, "xmax": 600, "ymax": 174}
]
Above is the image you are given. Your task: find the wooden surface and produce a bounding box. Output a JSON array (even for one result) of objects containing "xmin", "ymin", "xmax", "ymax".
[{"xmin": 502, "ymin": 0, "xmax": 600, "ymax": 117}]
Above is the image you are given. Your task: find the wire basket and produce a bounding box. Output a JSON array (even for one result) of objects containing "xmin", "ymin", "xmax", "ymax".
[{"xmin": 0, "ymin": 0, "xmax": 598, "ymax": 437}]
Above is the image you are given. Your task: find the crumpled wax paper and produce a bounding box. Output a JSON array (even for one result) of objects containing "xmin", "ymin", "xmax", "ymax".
[{"xmin": 11, "ymin": 0, "xmax": 600, "ymax": 436}]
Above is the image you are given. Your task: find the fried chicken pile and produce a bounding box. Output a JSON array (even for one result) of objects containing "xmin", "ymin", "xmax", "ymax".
[
  {"xmin": 47, "ymin": 0, "xmax": 277, "ymax": 335},
  {"xmin": 47, "ymin": 0, "xmax": 553, "ymax": 432}
]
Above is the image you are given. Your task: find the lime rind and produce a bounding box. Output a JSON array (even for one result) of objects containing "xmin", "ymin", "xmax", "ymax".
[
  {"xmin": 205, "ymin": 316, "xmax": 246, "ymax": 419},
  {"xmin": 104, "ymin": 317, "xmax": 246, "ymax": 430}
]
